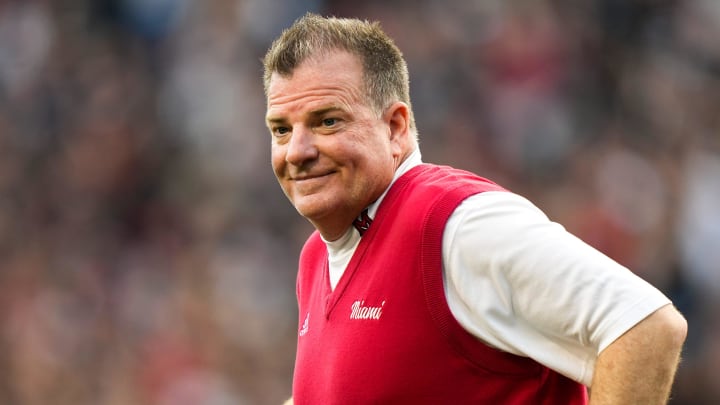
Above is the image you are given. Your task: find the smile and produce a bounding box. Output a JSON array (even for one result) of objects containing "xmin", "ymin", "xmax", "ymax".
[{"xmin": 292, "ymin": 171, "xmax": 334, "ymax": 182}]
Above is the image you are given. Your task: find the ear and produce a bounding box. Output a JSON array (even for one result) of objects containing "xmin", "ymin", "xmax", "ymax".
[{"xmin": 383, "ymin": 101, "xmax": 411, "ymax": 155}]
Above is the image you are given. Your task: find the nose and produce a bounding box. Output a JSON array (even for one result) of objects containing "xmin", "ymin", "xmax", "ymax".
[{"xmin": 285, "ymin": 125, "xmax": 318, "ymax": 166}]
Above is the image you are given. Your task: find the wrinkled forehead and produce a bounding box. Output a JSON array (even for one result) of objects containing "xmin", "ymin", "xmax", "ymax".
[
  {"xmin": 266, "ymin": 50, "xmax": 367, "ymax": 103},
  {"xmin": 265, "ymin": 51, "xmax": 373, "ymax": 123}
]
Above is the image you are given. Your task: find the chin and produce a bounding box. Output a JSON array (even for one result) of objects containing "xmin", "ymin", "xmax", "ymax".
[{"xmin": 292, "ymin": 199, "xmax": 329, "ymax": 219}]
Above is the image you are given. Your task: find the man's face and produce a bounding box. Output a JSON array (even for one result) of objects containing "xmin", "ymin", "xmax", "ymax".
[{"xmin": 265, "ymin": 51, "xmax": 398, "ymax": 237}]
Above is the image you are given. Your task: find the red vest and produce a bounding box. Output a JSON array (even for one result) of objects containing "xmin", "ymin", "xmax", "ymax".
[{"xmin": 293, "ymin": 164, "xmax": 588, "ymax": 404}]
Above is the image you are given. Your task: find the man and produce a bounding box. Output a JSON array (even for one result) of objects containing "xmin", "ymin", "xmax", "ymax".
[{"xmin": 264, "ymin": 13, "xmax": 686, "ymax": 404}]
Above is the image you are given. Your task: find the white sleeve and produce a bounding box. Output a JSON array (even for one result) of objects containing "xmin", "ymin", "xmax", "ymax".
[{"xmin": 442, "ymin": 191, "xmax": 671, "ymax": 386}]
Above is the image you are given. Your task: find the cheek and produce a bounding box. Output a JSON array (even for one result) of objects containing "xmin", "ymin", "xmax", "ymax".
[
  {"xmin": 270, "ymin": 146, "xmax": 286, "ymax": 176},
  {"xmin": 350, "ymin": 147, "xmax": 394, "ymax": 189}
]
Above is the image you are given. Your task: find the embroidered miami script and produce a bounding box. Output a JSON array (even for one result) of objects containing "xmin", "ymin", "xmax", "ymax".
[{"xmin": 350, "ymin": 300, "xmax": 386, "ymax": 320}]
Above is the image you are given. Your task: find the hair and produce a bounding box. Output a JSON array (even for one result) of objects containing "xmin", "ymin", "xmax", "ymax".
[{"xmin": 263, "ymin": 13, "xmax": 416, "ymax": 131}]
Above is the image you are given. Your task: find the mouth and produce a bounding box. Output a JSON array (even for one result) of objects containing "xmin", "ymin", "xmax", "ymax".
[
  {"xmin": 288, "ymin": 172, "xmax": 335, "ymax": 193},
  {"xmin": 292, "ymin": 171, "xmax": 334, "ymax": 182}
]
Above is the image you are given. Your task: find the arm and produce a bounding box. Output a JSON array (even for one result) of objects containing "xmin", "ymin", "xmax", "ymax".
[{"xmin": 589, "ymin": 304, "xmax": 687, "ymax": 404}]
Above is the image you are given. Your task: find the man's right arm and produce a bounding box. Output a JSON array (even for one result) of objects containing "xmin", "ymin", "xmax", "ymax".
[{"xmin": 589, "ymin": 304, "xmax": 687, "ymax": 404}]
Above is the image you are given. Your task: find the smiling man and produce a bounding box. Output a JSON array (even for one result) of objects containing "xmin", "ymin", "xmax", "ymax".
[
  {"xmin": 264, "ymin": 13, "xmax": 686, "ymax": 405},
  {"xmin": 266, "ymin": 49, "xmax": 404, "ymax": 241}
]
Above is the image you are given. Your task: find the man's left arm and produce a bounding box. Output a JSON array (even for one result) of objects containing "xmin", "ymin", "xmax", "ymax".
[{"xmin": 589, "ymin": 304, "xmax": 687, "ymax": 404}]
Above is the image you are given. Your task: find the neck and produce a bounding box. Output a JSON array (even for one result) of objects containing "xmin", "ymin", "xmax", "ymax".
[
  {"xmin": 311, "ymin": 217, "xmax": 355, "ymax": 242},
  {"xmin": 311, "ymin": 147, "xmax": 418, "ymax": 241},
  {"xmin": 310, "ymin": 196, "xmax": 379, "ymax": 241}
]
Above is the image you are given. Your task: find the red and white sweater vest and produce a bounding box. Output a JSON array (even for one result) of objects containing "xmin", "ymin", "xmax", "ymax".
[{"xmin": 292, "ymin": 164, "xmax": 588, "ymax": 404}]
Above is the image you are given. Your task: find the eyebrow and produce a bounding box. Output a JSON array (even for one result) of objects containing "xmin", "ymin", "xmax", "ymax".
[
  {"xmin": 266, "ymin": 106, "xmax": 346, "ymax": 125},
  {"xmin": 309, "ymin": 106, "xmax": 345, "ymax": 117}
]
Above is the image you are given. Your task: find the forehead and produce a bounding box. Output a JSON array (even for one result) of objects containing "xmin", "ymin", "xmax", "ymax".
[{"xmin": 266, "ymin": 51, "xmax": 366, "ymax": 116}]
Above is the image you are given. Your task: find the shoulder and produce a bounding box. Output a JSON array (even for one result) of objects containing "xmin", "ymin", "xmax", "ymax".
[
  {"xmin": 454, "ymin": 191, "xmax": 548, "ymax": 219},
  {"xmin": 396, "ymin": 165, "xmax": 507, "ymax": 215},
  {"xmin": 445, "ymin": 191, "xmax": 553, "ymax": 248},
  {"xmin": 407, "ymin": 164, "xmax": 505, "ymax": 191}
]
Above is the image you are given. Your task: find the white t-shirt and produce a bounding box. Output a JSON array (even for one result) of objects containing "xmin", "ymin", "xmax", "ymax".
[{"xmin": 324, "ymin": 149, "xmax": 671, "ymax": 386}]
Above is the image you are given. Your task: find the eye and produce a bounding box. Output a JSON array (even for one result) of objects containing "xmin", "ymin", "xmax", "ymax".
[
  {"xmin": 322, "ymin": 118, "xmax": 337, "ymax": 127},
  {"xmin": 272, "ymin": 126, "xmax": 290, "ymax": 136}
]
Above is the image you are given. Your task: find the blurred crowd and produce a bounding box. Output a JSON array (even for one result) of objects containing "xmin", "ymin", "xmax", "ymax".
[{"xmin": 0, "ymin": 0, "xmax": 717, "ymax": 404}]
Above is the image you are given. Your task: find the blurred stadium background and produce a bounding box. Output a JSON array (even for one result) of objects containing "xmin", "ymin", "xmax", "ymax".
[{"xmin": 0, "ymin": 0, "xmax": 717, "ymax": 404}]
